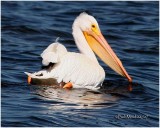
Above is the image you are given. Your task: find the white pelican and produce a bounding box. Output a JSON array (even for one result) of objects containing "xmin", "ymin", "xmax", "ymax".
[{"xmin": 25, "ymin": 12, "xmax": 132, "ymax": 90}]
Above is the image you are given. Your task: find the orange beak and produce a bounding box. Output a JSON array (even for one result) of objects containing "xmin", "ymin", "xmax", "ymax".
[{"xmin": 83, "ymin": 30, "xmax": 132, "ymax": 82}]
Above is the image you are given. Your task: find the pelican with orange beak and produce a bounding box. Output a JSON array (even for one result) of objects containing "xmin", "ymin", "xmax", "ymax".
[{"xmin": 25, "ymin": 12, "xmax": 132, "ymax": 90}]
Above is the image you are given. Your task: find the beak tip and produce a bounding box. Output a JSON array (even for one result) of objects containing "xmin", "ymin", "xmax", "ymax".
[{"xmin": 128, "ymin": 77, "xmax": 132, "ymax": 83}]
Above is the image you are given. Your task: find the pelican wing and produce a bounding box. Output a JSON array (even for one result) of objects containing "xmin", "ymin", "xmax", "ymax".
[
  {"xmin": 25, "ymin": 51, "xmax": 105, "ymax": 89},
  {"xmin": 51, "ymin": 52, "xmax": 105, "ymax": 89}
]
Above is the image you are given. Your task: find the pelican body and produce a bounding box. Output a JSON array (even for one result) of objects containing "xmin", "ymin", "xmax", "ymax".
[{"xmin": 25, "ymin": 12, "xmax": 132, "ymax": 90}]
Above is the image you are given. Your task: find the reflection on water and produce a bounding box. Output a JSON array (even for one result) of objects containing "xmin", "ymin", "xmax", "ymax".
[
  {"xmin": 30, "ymin": 84, "xmax": 118, "ymax": 109},
  {"xmin": 29, "ymin": 80, "xmax": 142, "ymax": 109}
]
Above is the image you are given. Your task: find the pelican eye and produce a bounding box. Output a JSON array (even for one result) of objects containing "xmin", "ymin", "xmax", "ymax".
[
  {"xmin": 91, "ymin": 24, "xmax": 100, "ymax": 35},
  {"xmin": 92, "ymin": 24, "xmax": 96, "ymax": 28}
]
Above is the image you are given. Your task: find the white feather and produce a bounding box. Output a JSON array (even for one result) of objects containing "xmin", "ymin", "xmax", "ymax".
[
  {"xmin": 41, "ymin": 42, "xmax": 67, "ymax": 66},
  {"xmin": 50, "ymin": 52, "xmax": 105, "ymax": 88},
  {"xmin": 26, "ymin": 50, "xmax": 105, "ymax": 89}
]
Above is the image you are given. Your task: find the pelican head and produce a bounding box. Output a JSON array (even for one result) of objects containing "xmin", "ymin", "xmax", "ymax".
[{"xmin": 73, "ymin": 12, "xmax": 132, "ymax": 82}]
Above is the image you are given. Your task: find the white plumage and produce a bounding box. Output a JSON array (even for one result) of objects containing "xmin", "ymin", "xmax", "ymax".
[
  {"xmin": 41, "ymin": 42, "xmax": 68, "ymax": 65},
  {"xmin": 25, "ymin": 12, "xmax": 132, "ymax": 90},
  {"xmin": 51, "ymin": 51, "xmax": 105, "ymax": 88},
  {"xmin": 25, "ymin": 41, "xmax": 105, "ymax": 90}
]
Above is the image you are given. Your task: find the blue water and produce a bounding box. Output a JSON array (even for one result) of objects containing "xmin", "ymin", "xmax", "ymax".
[{"xmin": 1, "ymin": 1, "xmax": 159, "ymax": 127}]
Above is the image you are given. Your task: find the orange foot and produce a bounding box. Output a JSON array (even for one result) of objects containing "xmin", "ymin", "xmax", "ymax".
[
  {"xmin": 63, "ymin": 82, "xmax": 73, "ymax": 89},
  {"xmin": 28, "ymin": 76, "xmax": 32, "ymax": 84}
]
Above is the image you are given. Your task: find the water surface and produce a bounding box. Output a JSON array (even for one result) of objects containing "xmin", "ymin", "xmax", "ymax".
[{"xmin": 1, "ymin": 1, "xmax": 159, "ymax": 127}]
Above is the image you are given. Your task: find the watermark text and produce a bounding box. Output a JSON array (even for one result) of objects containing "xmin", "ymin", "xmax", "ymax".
[{"xmin": 115, "ymin": 114, "xmax": 148, "ymax": 120}]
